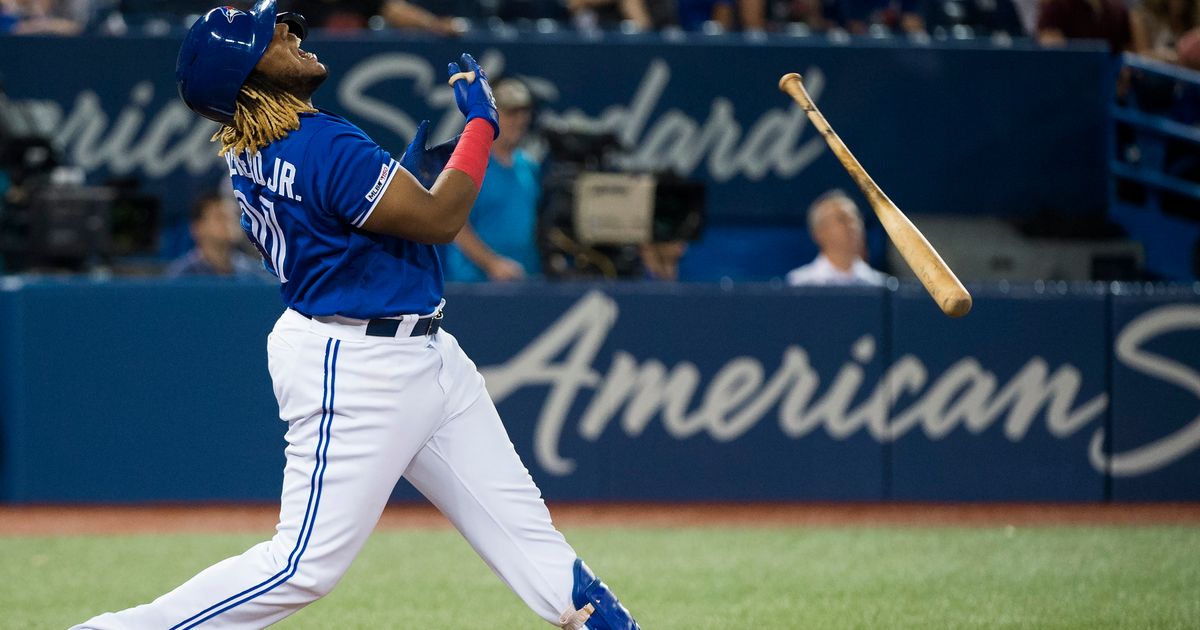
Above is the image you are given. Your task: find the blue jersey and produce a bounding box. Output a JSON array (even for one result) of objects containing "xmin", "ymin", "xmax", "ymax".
[{"xmin": 226, "ymin": 111, "xmax": 442, "ymax": 319}]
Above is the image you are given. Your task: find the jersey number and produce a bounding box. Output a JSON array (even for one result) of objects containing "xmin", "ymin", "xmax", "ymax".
[{"xmin": 235, "ymin": 190, "xmax": 289, "ymax": 283}]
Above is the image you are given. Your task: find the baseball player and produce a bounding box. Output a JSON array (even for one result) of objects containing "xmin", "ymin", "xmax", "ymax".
[{"xmin": 71, "ymin": 2, "xmax": 639, "ymax": 628}]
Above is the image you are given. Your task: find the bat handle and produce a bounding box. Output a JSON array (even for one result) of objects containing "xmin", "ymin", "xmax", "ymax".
[
  {"xmin": 941, "ymin": 292, "xmax": 973, "ymax": 318},
  {"xmin": 447, "ymin": 70, "xmax": 476, "ymax": 86},
  {"xmin": 778, "ymin": 73, "xmax": 811, "ymax": 106}
]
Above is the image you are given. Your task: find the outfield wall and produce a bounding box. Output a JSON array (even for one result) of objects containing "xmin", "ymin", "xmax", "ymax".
[{"xmin": 1, "ymin": 279, "xmax": 1196, "ymax": 503}]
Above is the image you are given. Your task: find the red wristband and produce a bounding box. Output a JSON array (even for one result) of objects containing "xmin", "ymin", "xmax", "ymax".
[{"xmin": 445, "ymin": 118, "xmax": 494, "ymax": 189}]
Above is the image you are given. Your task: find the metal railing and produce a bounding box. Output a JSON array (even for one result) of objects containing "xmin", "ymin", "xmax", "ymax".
[{"xmin": 1109, "ymin": 53, "xmax": 1200, "ymax": 280}]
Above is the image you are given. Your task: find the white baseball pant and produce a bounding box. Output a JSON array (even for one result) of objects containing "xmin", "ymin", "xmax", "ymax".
[{"xmin": 73, "ymin": 308, "xmax": 579, "ymax": 628}]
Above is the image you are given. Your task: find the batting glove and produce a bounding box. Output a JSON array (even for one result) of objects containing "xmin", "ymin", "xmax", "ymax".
[
  {"xmin": 447, "ymin": 53, "xmax": 499, "ymax": 139},
  {"xmin": 399, "ymin": 120, "xmax": 460, "ymax": 188}
]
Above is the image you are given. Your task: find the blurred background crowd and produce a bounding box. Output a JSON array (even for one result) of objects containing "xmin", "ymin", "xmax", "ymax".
[
  {"xmin": 1, "ymin": 0, "xmax": 1199, "ymax": 285},
  {"xmin": 5, "ymin": 0, "xmax": 1200, "ymax": 54}
]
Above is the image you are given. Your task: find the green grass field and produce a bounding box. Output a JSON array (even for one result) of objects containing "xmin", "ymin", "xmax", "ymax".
[{"xmin": 3, "ymin": 526, "xmax": 1198, "ymax": 629}]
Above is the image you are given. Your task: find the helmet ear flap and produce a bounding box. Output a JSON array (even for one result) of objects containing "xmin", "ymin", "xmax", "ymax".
[{"xmin": 276, "ymin": 12, "xmax": 308, "ymax": 40}]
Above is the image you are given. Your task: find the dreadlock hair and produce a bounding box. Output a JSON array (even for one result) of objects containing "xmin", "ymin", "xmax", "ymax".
[{"xmin": 213, "ymin": 71, "xmax": 317, "ymax": 156}]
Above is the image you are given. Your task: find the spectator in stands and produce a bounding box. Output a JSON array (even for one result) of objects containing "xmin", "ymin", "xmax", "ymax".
[
  {"xmin": 1037, "ymin": 0, "xmax": 1133, "ymax": 52},
  {"xmin": 444, "ymin": 79, "xmax": 542, "ymax": 282},
  {"xmin": 639, "ymin": 240, "xmax": 688, "ymax": 280},
  {"xmin": 0, "ymin": 0, "xmax": 82, "ymax": 35},
  {"xmin": 166, "ymin": 193, "xmax": 268, "ymax": 279},
  {"xmin": 1131, "ymin": 0, "xmax": 1200, "ymax": 64},
  {"xmin": 282, "ymin": 0, "xmax": 462, "ymax": 35},
  {"xmin": 1011, "ymin": 0, "xmax": 1042, "ymax": 34},
  {"xmin": 677, "ymin": 0, "xmax": 767, "ymax": 31},
  {"xmin": 568, "ymin": 0, "xmax": 658, "ymax": 30},
  {"xmin": 840, "ymin": 0, "xmax": 925, "ymax": 34},
  {"xmin": 1178, "ymin": 25, "xmax": 1200, "ymax": 67},
  {"xmin": 494, "ymin": 0, "xmax": 570, "ymax": 22},
  {"xmin": 920, "ymin": 0, "xmax": 1027, "ymax": 37},
  {"xmin": 771, "ymin": 0, "xmax": 832, "ymax": 31},
  {"xmin": 786, "ymin": 189, "xmax": 886, "ymax": 286}
]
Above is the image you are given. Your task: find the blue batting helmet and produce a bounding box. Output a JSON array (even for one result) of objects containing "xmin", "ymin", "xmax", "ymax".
[{"xmin": 176, "ymin": 0, "xmax": 309, "ymax": 125}]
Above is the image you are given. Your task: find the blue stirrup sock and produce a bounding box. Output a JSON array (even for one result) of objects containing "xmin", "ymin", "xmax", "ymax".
[{"xmin": 571, "ymin": 558, "xmax": 640, "ymax": 630}]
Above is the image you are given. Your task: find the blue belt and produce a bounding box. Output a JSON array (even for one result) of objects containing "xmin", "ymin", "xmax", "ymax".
[{"xmin": 299, "ymin": 311, "xmax": 442, "ymax": 337}]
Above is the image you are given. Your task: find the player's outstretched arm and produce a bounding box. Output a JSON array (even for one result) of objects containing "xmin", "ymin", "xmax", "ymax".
[
  {"xmin": 361, "ymin": 52, "xmax": 498, "ymax": 244},
  {"xmin": 361, "ymin": 151, "xmax": 483, "ymax": 244}
]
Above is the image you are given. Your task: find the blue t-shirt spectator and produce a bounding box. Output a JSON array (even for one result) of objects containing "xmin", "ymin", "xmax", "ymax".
[{"xmin": 444, "ymin": 149, "xmax": 542, "ymax": 282}]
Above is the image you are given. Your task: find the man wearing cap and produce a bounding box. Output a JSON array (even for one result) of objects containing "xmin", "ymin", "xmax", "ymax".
[
  {"xmin": 69, "ymin": 2, "xmax": 640, "ymax": 629},
  {"xmin": 444, "ymin": 78, "xmax": 543, "ymax": 282}
]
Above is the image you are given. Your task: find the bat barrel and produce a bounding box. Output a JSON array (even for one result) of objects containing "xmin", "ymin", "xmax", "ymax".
[{"xmin": 778, "ymin": 71, "xmax": 972, "ymax": 319}]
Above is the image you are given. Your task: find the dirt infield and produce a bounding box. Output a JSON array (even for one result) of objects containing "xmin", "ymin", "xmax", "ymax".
[{"xmin": 1, "ymin": 503, "xmax": 1199, "ymax": 536}]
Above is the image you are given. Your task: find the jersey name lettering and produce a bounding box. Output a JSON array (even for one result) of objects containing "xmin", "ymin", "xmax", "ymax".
[{"xmin": 225, "ymin": 150, "xmax": 302, "ymax": 202}]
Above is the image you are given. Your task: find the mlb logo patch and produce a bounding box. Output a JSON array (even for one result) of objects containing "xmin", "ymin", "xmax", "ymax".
[{"xmin": 366, "ymin": 163, "xmax": 390, "ymax": 202}]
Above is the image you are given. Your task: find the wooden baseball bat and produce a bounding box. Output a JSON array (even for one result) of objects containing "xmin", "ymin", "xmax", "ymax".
[
  {"xmin": 447, "ymin": 70, "xmax": 476, "ymax": 85},
  {"xmin": 778, "ymin": 73, "xmax": 972, "ymax": 318}
]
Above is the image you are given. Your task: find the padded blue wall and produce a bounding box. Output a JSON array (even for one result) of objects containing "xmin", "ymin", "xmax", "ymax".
[
  {"xmin": 1108, "ymin": 285, "xmax": 1200, "ymax": 500},
  {"xmin": 2, "ymin": 280, "xmax": 1197, "ymax": 503}
]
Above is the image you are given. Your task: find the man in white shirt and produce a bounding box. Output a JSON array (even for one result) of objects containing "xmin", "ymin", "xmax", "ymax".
[{"xmin": 786, "ymin": 189, "xmax": 888, "ymax": 287}]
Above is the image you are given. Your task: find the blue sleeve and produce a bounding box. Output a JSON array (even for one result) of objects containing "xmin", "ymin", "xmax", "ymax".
[{"xmin": 307, "ymin": 122, "xmax": 399, "ymax": 228}]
